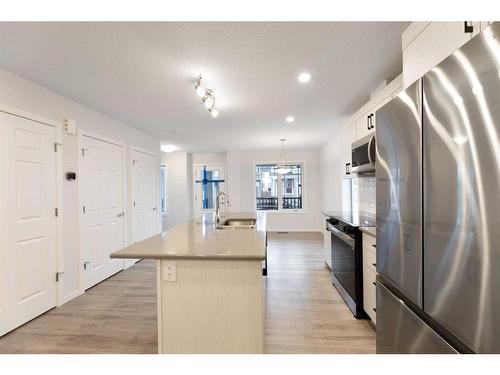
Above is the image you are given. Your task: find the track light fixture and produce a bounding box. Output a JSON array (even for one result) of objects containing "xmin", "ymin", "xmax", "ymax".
[{"xmin": 195, "ymin": 75, "xmax": 219, "ymax": 118}]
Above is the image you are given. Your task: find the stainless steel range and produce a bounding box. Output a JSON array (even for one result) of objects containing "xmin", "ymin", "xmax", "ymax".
[{"xmin": 324, "ymin": 212, "xmax": 374, "ymax": 319}]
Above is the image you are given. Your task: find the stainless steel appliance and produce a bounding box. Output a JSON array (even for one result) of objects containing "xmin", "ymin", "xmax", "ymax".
[
  {"xmin": 376, "ymin": 22, "xmax": 500, "ymax": 353},
  {"xmin": 352, "ymin": 134, "xmax": 376, "ymax": 174},
  {"xmin": 326, "ymin": 216, "xmax": 367, "ymax": 319}
]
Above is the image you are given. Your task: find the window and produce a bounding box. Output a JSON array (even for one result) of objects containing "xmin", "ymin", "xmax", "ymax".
[
  {"xmin": 160, "ymin": 165, "xmax": 167, "ymax": 213},
  {"xmin": 255, "ymin": 163, "xmax": 303, "ymax": 211},
  {"xmin": 255, "ymin": 164, "xmax": 279, "ymax": 210},
  {"xmin": 201, "ymin": 169, "xmax": 220, "ymax": 209},
  {"xmin": 194, "ymin": 165, "xmax": 226, "ymax": 215}
]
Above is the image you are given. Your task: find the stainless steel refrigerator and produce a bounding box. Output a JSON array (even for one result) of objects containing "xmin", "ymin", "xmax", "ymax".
[{"xmin": 376, "ymin": 22, "xmax": 500, "ymax": 354}]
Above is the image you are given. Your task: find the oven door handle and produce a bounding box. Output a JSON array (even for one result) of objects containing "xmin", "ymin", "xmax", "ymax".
[{"xmin": 327, "ymin": 224, "xmax": 355, "ymax": 248}]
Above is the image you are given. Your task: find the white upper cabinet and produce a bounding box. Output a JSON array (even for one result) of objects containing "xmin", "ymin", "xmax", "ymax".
[
  {"xmin": 480, "ymin": 22, "xmax": 492, "ymax": 32},
  {"xmin": 356, "ymin": 94, "xmax": 393, "ymax": 140},
  {"xmin": 402, "ymin": 22, "xmax": 479, "ymax": 88},
  {"xmin": 341, "ymin": 122, "xmax": 357, "ymax": 178},
  {"xmin": 356, "ymin": 111, "xmax": 373, "ymax": 141}
]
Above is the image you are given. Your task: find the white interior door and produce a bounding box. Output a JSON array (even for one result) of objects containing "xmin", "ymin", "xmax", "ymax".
[
  {"xmin": 0, "ymin": 111, "xmax": 57, "ymax": 336},
  {"xmin": 194, "ymin": 164, "xmax": 226, "ymax": 218},
  {"xmin": 132, "ymin": 150, "xmax": 158, "ymax": 243},
  {"xmin": 79, "ymin": 134, "xmax": 125, "ymax": 290}
]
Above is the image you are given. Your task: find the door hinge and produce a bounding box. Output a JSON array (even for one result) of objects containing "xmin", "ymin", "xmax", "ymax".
[
  {"xmin": 133, "ymin": 201, "xmax": 136, "ymax": 207},
  {"xmin": 464, "ymin": 21, "xmax": 474, "ymax": 34},
  {"xmin": 83, "ymin": 261, "xmax": 91, "ymax": 270},
  {"xmin": 83, "ymin": 205, "xmax": 86, "ymax": 213},
  {"xmin": 56, "ymin": 272, "xmax": 64, "ymax": 282},
  {"xmin": 132, "ymin": 159, "xmax": 137, "ymax": 166},
  {"xmin": 55, "ymin": 208, "xmax": 59, "ymax": 217},
  {"xmin": 81, "ymin": 148, "xmax": 88, "ymax": 157},
  {"xmin": 54, "ymin": 142, "xmax": 62, "ymax": 152}
]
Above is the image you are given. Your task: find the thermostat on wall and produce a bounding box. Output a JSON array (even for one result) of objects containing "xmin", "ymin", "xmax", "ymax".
[
  {"xmin": 64, "ymin": 119, "xmax": 76, "ymax": 135},
  {"xmin": 65, "ymin": 171, "xmax": 77, "ymax": 181}
]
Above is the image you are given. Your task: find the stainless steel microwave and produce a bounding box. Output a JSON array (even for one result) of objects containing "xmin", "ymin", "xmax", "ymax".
[{"xmin": 351, "ymin": 134, "xmax": 376, "ymax": 174}]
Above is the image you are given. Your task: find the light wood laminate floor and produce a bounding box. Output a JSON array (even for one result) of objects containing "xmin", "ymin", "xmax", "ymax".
[{"xmin": 0, "ymin": 232, "xmax": 375, "ymax": 354}]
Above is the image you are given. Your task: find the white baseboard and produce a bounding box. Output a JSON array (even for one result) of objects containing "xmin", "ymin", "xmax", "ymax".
[
  {"xmin": 58, "ymin": 289, "xmax": 84, "ymax": 307},
  {"xmin": 124, "ymin": 258, "xmax": 141, "ymax": 269},
  {"xmin": 267, "ymin": 228, "xmax": 322, "ymax": 233}
]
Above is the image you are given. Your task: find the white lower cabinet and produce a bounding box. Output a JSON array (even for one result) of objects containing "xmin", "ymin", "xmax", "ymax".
[
  {"xmin": 363, "ymin": 265, "xmax": 376, "ymax": 324},
  {"xmin": 362, "ymin": 232, "xmax": 377, "ymax": 324}
]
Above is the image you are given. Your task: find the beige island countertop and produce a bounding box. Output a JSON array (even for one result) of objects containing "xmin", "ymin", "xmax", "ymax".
[{"xmin": 111, "ymin": 212, "xmax": 266, "ymax": 261}]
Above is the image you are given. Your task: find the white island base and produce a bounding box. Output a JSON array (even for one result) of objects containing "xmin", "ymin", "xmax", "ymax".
[{"xmin": 156, "ymin": 258, "xmax": 264, "ymax": 354}]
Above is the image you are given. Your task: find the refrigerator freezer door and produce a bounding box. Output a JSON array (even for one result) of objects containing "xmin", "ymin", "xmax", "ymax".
[
  {"xmin": 377, "ymin": 281, "xmax": 457, "ymax": 354},
  {"xmin": 376, "ymin": 80, "xmax": 423, "ymax": 307},
  {"xmin": 423, "ymin": 22, "xmax": 500, "ymax": 353}
]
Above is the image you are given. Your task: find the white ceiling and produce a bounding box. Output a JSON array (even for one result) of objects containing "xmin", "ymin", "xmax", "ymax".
[{"xmin": 0, "ymin": 22, "xmax": 408, "ymax": 152}]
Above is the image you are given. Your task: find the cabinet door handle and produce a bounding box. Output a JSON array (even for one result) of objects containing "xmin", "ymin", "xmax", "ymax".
[
  {"xmin": 367, "ymin": 115, "xmax": 370, "ymax": 130},
  {"xmin": 368, "ymin": 114, "xmax": 372, "ymax": 130},
  {"xmin": 464, "ymin": 21, "xmax": 474, "ymax": 34},
  {"xmin": 345, "ymin": 163, "xmax": 348, "ymax": 175},
  {"xmin": 347, "ymin": 163, "xmax": 351, "ymax": 175},
  {"xmin": 370, "ymin": 113, "xmax": 375, "ymax": 129}
]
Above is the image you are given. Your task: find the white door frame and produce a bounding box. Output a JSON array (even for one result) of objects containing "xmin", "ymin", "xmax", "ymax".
[
  {"xmin": 77, "ymin": 129, "xmax": 127, "ymax": 290},
  {"xmin": 131, "ymin": 146, "xmax": 160, "ymax": 238},
  {"xmin": 0, "ymin": 103, "xmax": 66, "ymax": 306},
  {"xmin": 193, "ymin": 163, "xmax": 227, "ymax": 217}
]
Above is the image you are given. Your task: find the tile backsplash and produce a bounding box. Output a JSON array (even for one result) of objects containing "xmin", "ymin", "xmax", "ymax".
[{"xmin": 357, "ymin": 176, "xmax": 376, "ymax": 216}]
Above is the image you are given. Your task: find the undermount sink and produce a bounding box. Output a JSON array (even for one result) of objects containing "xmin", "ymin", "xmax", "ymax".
[{"xmin": 218, "ymin": 218, "xmax": 256, "ymax": 229}]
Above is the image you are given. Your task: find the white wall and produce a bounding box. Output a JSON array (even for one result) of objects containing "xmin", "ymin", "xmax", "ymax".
[
  {"xmin": 192, "ymin": 152, "xmax": 227, "ymax": 165},
  {"xmin": 319, "ymin": 132, "xmax": 343, "ymax": 212},
  {"xmin": 163, "ymin": 151, "xmax": 193, "ymax": 228},
  {"xmin": 0, "ymin": 67, "xmax": 160, "ymax": 304},
  {"xmin": 226, "ymin": 150, "xmax": 241, "ymax": 212}
]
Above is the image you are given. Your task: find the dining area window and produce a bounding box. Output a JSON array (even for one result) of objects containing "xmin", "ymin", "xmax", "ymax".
[{"xmin": 255, "ymin": 163, "xmax": 303, "ymax": 211}]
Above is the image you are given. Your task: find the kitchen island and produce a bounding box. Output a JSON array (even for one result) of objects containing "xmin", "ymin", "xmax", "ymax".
[{"xmin": 111, "ymin": 212, "xmax": 266, "ymax": 354}]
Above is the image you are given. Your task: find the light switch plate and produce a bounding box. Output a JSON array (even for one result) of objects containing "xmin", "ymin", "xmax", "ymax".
[
  {"xmin": 163, "ymin": 261, "xmax": 176, "ymax": 282},
  {"xmin": 64, "ymin": 119, "xmax": 76, "ymax": 134}
]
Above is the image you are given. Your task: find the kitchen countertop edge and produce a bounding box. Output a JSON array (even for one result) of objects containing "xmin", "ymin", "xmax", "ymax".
[
  {"xmin": 360, "ymin": 226, "xmax": 376, "ymax": 237},
  {"xmin": 110, "ymin": 212, "xmax": 266, "ymax": 261}
]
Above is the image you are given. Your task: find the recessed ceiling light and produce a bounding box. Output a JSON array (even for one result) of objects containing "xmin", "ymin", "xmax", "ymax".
[
  {"xmin": 298, "ymin": 72, "xmax": 311, "ymax": 83},
  {"xmin": 161, "ymin": 144, "xmax": 177, "ymax": 153},
  {"xmin": 286, "ymin": 116, "xmax": 295, "ymax": 123}
]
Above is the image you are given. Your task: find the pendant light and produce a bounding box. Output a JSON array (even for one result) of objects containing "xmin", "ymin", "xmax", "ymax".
[{"xmin": 276, "ymin": 138, "xmax": 292, "ymax": 175}]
